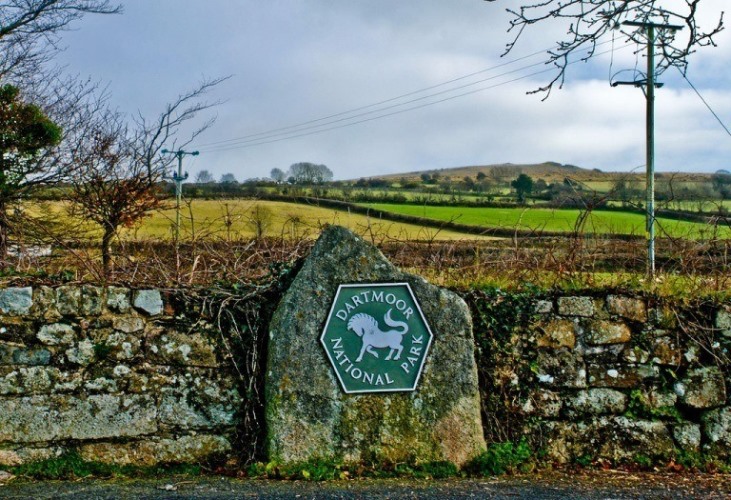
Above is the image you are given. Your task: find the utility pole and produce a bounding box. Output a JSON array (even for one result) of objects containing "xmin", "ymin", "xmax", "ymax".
[
  {"xmin": 612, "ymin": 20, "xmax": 682, "ymax": 278},
  {"xmin": 161, "ymin": 149, "xmax": 198, "ymax": 243}
]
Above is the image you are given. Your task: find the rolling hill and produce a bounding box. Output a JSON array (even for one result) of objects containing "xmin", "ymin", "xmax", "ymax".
[{"xmin": 366, "ymin": 161, "xmax": 714, "ymax": 185}]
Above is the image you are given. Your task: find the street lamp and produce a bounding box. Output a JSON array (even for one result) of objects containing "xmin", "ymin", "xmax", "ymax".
[{"xmin": 161, "ymin": 149, "xmax": 199, "ymax": 243}]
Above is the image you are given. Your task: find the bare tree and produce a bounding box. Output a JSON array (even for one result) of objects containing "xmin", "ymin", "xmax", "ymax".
[
  {"xmin": 485, "ymin": 0, "xmax": 725, "ymax": 97},
  {"xmin": 0, "ymin": 0, "xmax": 121, "ymax": 81},
  {"xmin": 131, "ymin": 76, "xmax": 229, "ymax": 183},
  {"xmin": 288, "ymin": 162, "xmax": 333, "ymax": 184},
  {"xmin": 270, "ymin": 167, "xmax": 286, "ymax": 183},
  {"xmin": 69, "ymin": 79, "xmax": 226, "ymax": 277},
  {"xmin": 247, "ymin": 205, "xmax": 272, "ymax": 239},
  {"xmin": 195, "ymin": 169, "xmax": 215, "ymax": 183},
  {"xmin": 69, "ymin": 111, "xmax": 161, "ymax": 278}
]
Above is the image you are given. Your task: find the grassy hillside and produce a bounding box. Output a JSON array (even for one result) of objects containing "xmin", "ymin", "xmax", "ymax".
[{"xmin": 367, "ymin": 161, "xmax": 715, "ymax": 188}]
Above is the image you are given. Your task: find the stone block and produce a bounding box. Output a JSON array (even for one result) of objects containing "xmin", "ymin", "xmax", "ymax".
[
  {"xmin": 651, "ymin": 336, "xmax": 682, "ymax": 366},
  {"xmin": 0, "ymin": 366, "xmax": 59, "ymax": 395},
  {"xmin": 65, "ymin": 339, "xmax": 96, "ymax": 366},
  {"xmin": 601, "ymin": 417, "xmax": 674, "ymax": 462},
  {"xmin": 521, "ymin": 390, "xmax": 562, "ymax": 418},
  {"xmin": 535, "ymin": 350, "xmax": 587, "ymax": 388},
  {"xmin": 557, "ymin": 296, "xmax": 594, "ymax": 317},
  {"xmin": 0, "ymin": 288, "xmax": 33, "ymax": 315},
  {"xmin": 81, "ymin": 286, "xmax": 104, "ymax": 316},
  {"xmin": 56, "ymin": 286, "xmax": 81, "ymax": 316},
  {"xmin": 83, "ymin": 377, "xmax": 118, "ymax": 393},
  {"xmin": 106, "ymin": 287, "xmax": 131, "ymax": 313},
  {"xmin": 642, "ymin": 387, "xmax": 677, "ymax": 409},
  {"xmin": 535, "ymin": 319, "xmax": 576, "ymax": 349},
  {"xmin": 89, "ymin": 328, "xmax": 142, "ymax": 361},
  {"xmin": 266, "ymin": 226, "xmax": 485, "ymax": 466},
  {"xmin": 675, "ymin": 367, "xmax": 726, "ymax": 410},
  {"xmin": 716, "ymin": 307, "xmax": 731, "ymax": 337},
  {"xmin": 588, "ymin": 364, "xmax": 659, "ymax": 388},
  {"xmin": 158, "ymin": 383, "xmax": 239, "ymax": 430},
  {"xmin": 543, "ymin": 416, "xmax": 674, "ymax": 464},
  {"xmin": 36, "ymin": 323, "xmax": 75, "ymax": 346},
  {"xmin": 112, "ymin": 317, "xmax": 145, "ymax": 334},
  {"xmin": 578, "ymin": 343, "xmax": 625, "ymax": 364},
  {"xmin": 585, "ymin": 320, "xmax": 632, "ymax": 345},
  {"xmin": 0, "ymin": 394, "xmax": 157, "ymax": 443},
  {"xmin": 133, "ymin": 290, "xmax": 163, "ymax": 316},
  {"xmin": 606, "ymin": 295, "xmax": 647, "ymax": 322},
  {"xmin": 32, "ymin": 287, "xmax": 58, "ymax": 320},
  {"xmin": 564, "ymin": 388, "xmax": 628, "ymax": 417},
  {"xmin": 621, "ymin": 345, "xmax": 650, "ymax": 364},
  {"xmin": 534, "ymin": 300, "xmax": 553, "ymax": 314},
  {"xmin": 673, "ymin": 423, "xmax": 701, "ymax": 453},
  {"xmin": 79, "ymin": 435, "xmax": 232, "ymax": 466},
  {"xmin": 0, "ymin": 343, "xmax": 52, "ymax": 366},
  {"xmin": 148, "ymin": 331, "xmax": 219, "ymax": 367},
  {"xmin": 0, "ymin": 319, "xmax": 32, "ymax": 343},
  {"xmin": 702, "ymin": 406, "xmax": 731, "ymax": 450},
  {"xmin": 0, "ymin": 446, "xmax": 61, "ymax": 466}
]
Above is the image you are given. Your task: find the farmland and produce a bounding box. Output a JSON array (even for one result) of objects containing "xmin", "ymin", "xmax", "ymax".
[
  {"xmin": 80, "ymin": 200, "xmax": 493, "ymax": 242},
  {"xmin": 362, "ymin": 203, "xmax": 731, "ymax": 239},
  {"xmin": 7, "ymin": 161, "xmax": 730, "ymax": 293}
]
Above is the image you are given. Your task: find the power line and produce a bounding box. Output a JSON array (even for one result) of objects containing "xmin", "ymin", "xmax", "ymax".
[
  {"xmin": 677, "ymin": 67, "xmax": 731, "ymax": 138},
  {"xmin": 199, "ymin": 43, "xmax": 633, "ymax": 154},
  {"xmin": 201, "ymin": 60, "xmax": 556, "ymax": 151},
  {"xmin": 201, "ymin": 68, "xmax": 558, "ymax": 153},
  {"xmin": 196, "ymin": 45, "xmax": 560, "ymax": 148},
  {"xmin": 197, "ymin": 40, "xmax": 621, "ymax": 151}
]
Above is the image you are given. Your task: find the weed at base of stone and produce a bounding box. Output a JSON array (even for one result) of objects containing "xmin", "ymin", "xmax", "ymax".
[
  {"xmin": 463, "ymin": 440, "xmax": 533, "ymax": 476},
  {"xmin": 246, "ymin": 458, "xmax": 460, "ymax": 481},
  {"xmin": 246, "ymin": 458, "xmax": 348, "ymax": 481},
  {"xmin": 2, "ymin": 451, "xmax": 202, "ymax": 481}
]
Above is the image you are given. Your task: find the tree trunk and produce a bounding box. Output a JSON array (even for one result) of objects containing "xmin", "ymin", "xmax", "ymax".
[{"xmin": 101, "ymin": 227, "xmax": 114, "ymax": 278}]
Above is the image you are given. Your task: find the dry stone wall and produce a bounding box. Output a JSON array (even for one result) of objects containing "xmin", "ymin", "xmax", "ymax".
[
  {"xmin": 471, "ymin": 291, "xmax": 731, "ymax": 465},
  {"xmin": 0, "ymin": 286, "xmax": 241, "ymax": 467},
  {"xmin": 1, "ymin": 279, "xmax": 729, "ymax": 470}
]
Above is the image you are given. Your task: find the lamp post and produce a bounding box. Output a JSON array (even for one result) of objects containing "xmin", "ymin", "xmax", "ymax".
[{"xmin": 161, "ymin": 149, "xmax": 198, "ymax": 243}]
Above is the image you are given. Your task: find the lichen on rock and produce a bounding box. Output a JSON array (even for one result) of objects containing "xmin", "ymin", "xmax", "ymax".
[{"xmin": 265, "ymin": 225, "xmax": 485, "ymax": 467}]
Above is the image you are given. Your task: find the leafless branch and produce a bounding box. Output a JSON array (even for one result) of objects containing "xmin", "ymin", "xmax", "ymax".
[{"xmin": 485, "ymin": 0, "xmax": 724, "ymax": 97}]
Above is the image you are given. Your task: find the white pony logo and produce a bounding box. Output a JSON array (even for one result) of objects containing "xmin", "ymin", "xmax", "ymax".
[{"xmin": 347, "ymin": 308, "xmax": 409, "ymax": 362}]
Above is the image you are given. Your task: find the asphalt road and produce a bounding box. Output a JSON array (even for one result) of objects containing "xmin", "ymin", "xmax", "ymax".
[{"xmin": 1, "ymin": 472, "xmax": 730, "ymax": 499}]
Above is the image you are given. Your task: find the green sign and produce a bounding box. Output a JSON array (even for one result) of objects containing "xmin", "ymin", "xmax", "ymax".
[{"xmin": 320, "ymin": 283, "xmax": 433, "ymax": 394}]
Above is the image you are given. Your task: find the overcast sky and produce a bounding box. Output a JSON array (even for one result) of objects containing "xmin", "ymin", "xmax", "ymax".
[{"xmin": 54, "ymin": 0, "xmax": 731, "ymax": 180}]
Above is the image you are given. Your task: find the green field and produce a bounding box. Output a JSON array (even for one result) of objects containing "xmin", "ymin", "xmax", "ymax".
[
  {"xmin": 363, "ymin": 203, "xmax": 730, "ymax": 239},
  {"xmin": 122, "ymin": 200, "xmax": 492, "ymax": 241}
]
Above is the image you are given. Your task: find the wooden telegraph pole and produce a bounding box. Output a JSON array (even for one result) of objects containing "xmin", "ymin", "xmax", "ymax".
[{"xmin": 612, "ymin": 20, "xmax": 682, "ymax": 278}]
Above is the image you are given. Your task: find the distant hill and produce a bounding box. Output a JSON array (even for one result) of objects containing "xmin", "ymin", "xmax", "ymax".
[{"xmin": 363, "ymin": 162, "xmax": 714, "ymax": 184}]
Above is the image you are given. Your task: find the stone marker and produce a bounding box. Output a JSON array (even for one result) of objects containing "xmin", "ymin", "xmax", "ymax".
[{"xmin": 266, "ymin": 226, "xmax": 485, "ymax": 466}]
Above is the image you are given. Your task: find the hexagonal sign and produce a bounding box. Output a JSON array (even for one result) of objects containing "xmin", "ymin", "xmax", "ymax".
[{"xmin": 320, "ymin": 282, "xmax": 433, "ymax": 394}]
